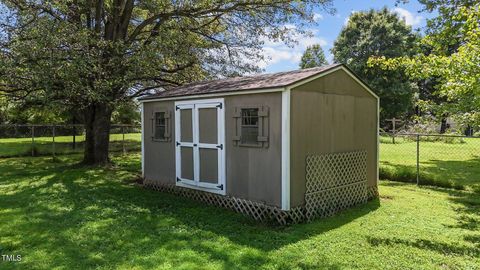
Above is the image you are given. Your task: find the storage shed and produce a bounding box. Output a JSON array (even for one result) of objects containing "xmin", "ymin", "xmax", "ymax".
[{"xmin": 139, "ymin": 63, "xmax": 379, "ymax": 224}]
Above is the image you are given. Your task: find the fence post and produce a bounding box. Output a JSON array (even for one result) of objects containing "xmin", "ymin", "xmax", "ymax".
[
  {"xmin": 392, "ymin": 118, "xmax": 396, "ymax": 144},
  {"xmin": 31, "ymin": 125, "xmax": 35, "ymax": 157},
  {"xmin": 122, "ymin": 125, "xmax": 126, "ymax": 155},
  {"xmin": 52, "ymin": 125, "xmax": 56, "ymax": 158},
  {"xmin": 386, "ymin": 118, "xmax": 401, "ymax": 144},
  {"xmin": 72, "ymin": 125, "xmax": 76, "ymax": 150},
  {"xmin": 416, "ymin": 134, "xmax": 420, "ymax": 185}
]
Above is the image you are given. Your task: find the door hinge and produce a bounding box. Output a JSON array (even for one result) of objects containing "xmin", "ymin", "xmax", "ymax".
[
  {"xmin": 176, "ymin": 141, "xmax": 180, "ymax": 146},
  {"xmin": 176, "ymin": 177, "xmax": 181, "ymax": 182},
  {"xmin": 217, "ymin": 184, "xmax": 223, "ymax": 190},
  {"xmin": 216, "ymin": 103, "xmax": 223, "ymax": 109},
  {"xmin": 216, "ymin": 144, "xmax": 223, "ymax": 150},
  {"xmin": 175, "ymin": 106, "xmax": 180, "ymax": 111}
]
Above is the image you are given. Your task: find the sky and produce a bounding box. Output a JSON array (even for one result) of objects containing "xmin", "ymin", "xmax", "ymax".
[{"xmin": 262, "ymin": 0, "xmax": 436, "ymax": 73}]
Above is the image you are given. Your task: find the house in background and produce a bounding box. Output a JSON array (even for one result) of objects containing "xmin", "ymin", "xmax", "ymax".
[{"xmin": 139, "ymin": 63, "xmax": 379, "ymax": 224}]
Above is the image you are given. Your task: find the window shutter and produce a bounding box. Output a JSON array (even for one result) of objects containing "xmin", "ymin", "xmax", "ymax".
[
  {"xmin": 233, "ymin": 107, "xmax": 241, "ymax": 145},
  {"xmin": 233, "ymin": 107, "xmax": 242, "ymax": 118},
  {"xmin": 164, "ymin": 111, "xmax": 171, "ymax": 140},
  {"xmin": 257, "ymin": 106, "xmax": 269, "ymax": 147},
  {"xmin": 258, "ymin": 106, "xmax": 269, "ymax": 117},
  {"xmin": 151, "ymin": 112, "xmax": 155, "ymax": 139}
]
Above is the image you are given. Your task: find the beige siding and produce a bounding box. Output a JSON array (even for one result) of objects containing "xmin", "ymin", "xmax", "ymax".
[
  {"xmin": 290, "ymin": 69, "xmax": 378, "ymax": 207},
  {"xmin": 225, "ymin": 93, "xmax": 282, "ymax": 207},
  {"xmin": 143, "ymin": 92, "xmax": 283, "ymax": 207},
  {"xmin": 143, "ymin": 101, "xmax": 177, "ymax": 184},
  {"xmin": 293, "ymin": 69, "xmax": 373, "ymax": 98}
]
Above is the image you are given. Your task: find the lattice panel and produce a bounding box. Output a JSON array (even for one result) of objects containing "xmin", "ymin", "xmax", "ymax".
[
  {"xmin": 306, "ymin": 151, "xmax": 367, "ymax": 193},
  {"xmin": 305, "ymin": 182, "xmax": 367, "ymax": 220},
  {"xmin": 143, "ymin": 180, "xmax": 305, "ymax": 225},
  {"xmin": 367, "ymin": 185, "xmax": 379, "ymax": 200},
  {"xmin": 143, "ymin": 150, "xmax": 377, "ymax": 224},
  {"xmin": 305, "ymin": 151, "xmax": 369, "ymax": 220}
]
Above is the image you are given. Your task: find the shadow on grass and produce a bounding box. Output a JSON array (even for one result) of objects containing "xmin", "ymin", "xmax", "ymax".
[
  {"xmin": 380, "ymin": 157, "xmax": 480, "ymax": 193},
  {"xmin": 367, "ymin": 237, "xmax": 479, "ymax": 257},
  {"xmin": 370, "ymin": 181, "xmax": 480, "ymax": 258},
  {"xmin": 445, "ymin": 188, "xmax": 480, "ymax": 233},
  {"xmin": 0, "ymin": 155, "xmax": 379, "ymax": 269}
]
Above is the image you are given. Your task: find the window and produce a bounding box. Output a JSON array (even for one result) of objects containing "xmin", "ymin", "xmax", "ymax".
[
  {"xmin": 233, "ymin": 106, "xmax": 269, "ymax": 147},
  {"xmin": 240, "ymin": 108, "xmax": 259, "ymax": 145},
  {"xmin": 152, "ymin": 110, "xmax": 170, "ymax": 141}
]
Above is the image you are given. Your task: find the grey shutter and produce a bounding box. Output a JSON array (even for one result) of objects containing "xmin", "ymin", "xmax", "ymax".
[
  {"xmin": 164, "ymin": 111, "xmax": 171, "ymax": 140},
  {"xmin": 257, "ymin": 106, "xmax": 269, "ymax": 147},
  {"xmin": 151, "ymin": 112, "xmax": 155, "ymax": 140},
  {"xmin": 232, "ymin": 107, "xmax": 241, "ymax": 145}
]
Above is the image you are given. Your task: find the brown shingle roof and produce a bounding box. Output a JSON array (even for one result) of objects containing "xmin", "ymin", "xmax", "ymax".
[{"xmin": 139, "ymin": 63, "xmax": 342, "ymax": 100}]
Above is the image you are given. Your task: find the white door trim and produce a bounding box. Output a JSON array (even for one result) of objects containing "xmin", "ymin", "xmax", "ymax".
[
  {"xmin": 175, "ymin": 103, "xmax": 196, "ymax": 187},
  {"xmin": 174, "ymin": 98, "xmax": 226, "ymax": 195}
]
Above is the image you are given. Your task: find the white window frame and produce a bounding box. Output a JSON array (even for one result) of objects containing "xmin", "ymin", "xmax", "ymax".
[{"xmin": 174, "ymin": 98, "xmax": 226, "ymax": 195}]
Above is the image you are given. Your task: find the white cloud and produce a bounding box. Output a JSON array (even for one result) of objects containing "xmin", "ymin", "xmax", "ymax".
[
  {"xmin": 256, "ymin": 26, "xmax": 329, "ymax": 70},
  {"xmin": 299, "ymin": 36, "xmax": 328, "ymax": 48},
  {"xmin": 393, "ymin": 7, "xmax": 423, "ymax": 26},
  {"xmin": 260, "ymin": 47, "xmax": 302, "ymax": 67},
  {"xmin": 313, "ymin": 13, "xmax": 324, "ymax": 22}
]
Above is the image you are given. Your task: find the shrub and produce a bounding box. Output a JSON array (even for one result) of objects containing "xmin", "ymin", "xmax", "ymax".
[{"xmin": 379, "ymin": 166, "xmax": 465, "ymax": 190}]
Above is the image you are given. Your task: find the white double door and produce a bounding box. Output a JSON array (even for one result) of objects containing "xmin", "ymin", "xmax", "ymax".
[{"xmin": 174, "ymin": 98, "xmax": 225, "ymax": 194}]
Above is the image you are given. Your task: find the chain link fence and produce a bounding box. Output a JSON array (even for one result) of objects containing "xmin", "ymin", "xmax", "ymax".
[
  {"xmin": 380, "ymin": 132, "xmax": 480, "ymax": 192},
  {"xmin": 2, "ymin": 125, "xmax": 478, "ymax": 192},
  {"xmin": 0, "ymin": 124, "xmax": 141, "ymax": 158}
]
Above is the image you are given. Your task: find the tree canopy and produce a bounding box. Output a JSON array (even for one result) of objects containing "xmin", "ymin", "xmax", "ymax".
[
  {"xmin": 398, "ymin": 0, "xmax": 477, "ymax": 54},
  {"xmin": 369, "ymin": 4, "xmax": 480, "ymax": 129},
  {"xmin": 0, "ymin": 0, "xmax": 333, "ymax": 164},
  {"xmin": 299, "ymin": 44, "xmax": 328, "ymax": 69},
  {"xmin": 332, "ymin": 7, "xmax": 419, "ymax": 121}
]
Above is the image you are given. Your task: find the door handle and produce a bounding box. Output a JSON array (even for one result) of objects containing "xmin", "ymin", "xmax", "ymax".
[{"xmin": 193, "ymin": 143, "xmax": 198, "ymax": 147}]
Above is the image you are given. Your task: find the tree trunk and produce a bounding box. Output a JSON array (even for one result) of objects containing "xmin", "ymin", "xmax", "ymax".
[
  {"xmin": 464, "ymin": 125, "xmax": 473, "ymax": 136},
  {"xmin": 440, "ymin": 117, "xmax": 448, "ymax": 134},
  {"xmin": 82, "ymin": 103, "xmax": 113, "ymax": 165}
]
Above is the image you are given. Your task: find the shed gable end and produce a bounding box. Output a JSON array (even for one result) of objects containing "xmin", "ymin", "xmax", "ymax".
[{"xmin": 291, "ymin": 68, "xmax": 377, "ymax": 100}]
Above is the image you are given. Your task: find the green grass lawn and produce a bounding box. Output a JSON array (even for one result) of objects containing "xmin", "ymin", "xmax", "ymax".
[
  {"xmin": 0, "ymin": 155, "xmax": 478, "ymax": 269},
  {"xmin": 0, "ymin": 133, "xmax": 141, "ymax": 157},
  {"xmin": 2, "ymin": 133, "xmax": 479, "ymax": 193},
  {"xmin": 380, "ymin": 135, "xmax": 480, "ymax": 192}
]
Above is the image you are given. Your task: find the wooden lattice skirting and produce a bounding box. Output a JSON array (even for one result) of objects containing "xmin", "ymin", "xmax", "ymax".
[
  {"xmin": 304, "ymin": 151, "xmax": 379, "ymax": 221},
  {"xmin": 143, "ymin": 180, "xmax": 378, "ymax": 225},
  {"xmin": 144, "ymin": 148, "xmax": 379, "ymax": 225},
  {"xmin": 143, "ymin": 180, "xmax": 305, "ymax": 225},
  {"xmin": 367, "ymin": 185, "xmax": 379, "ymax": 200}
]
